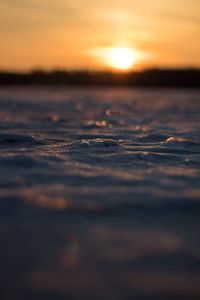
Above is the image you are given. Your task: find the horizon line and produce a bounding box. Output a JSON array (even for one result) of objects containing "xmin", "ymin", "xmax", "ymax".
[{"xmin": 1, "ymin": 66, "xmax": 200, "ymax": 75}]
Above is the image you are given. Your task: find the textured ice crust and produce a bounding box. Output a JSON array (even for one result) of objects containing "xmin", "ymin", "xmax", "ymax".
[{"xmin": 0, "ymin": 87, "xmax": 200, "ymax": 300}]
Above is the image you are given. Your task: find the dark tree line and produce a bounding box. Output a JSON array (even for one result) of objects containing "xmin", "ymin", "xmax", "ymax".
[{"xmin": 0, "ymin": 69, "xmax": 199, "ymax": 87}]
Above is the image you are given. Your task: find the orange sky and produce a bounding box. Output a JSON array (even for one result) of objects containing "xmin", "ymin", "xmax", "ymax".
[{"xmin": 0, "ymin": 0, "xmax": 200, "ymax": 71}]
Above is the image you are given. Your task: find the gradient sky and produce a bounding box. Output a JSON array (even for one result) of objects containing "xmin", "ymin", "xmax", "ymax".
[{"xmin": 0, "ymin": 0, "xmax": 200, "ymax": 71}]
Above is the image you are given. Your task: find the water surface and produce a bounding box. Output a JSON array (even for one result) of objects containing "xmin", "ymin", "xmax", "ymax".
[{"xmin": 0, "ymin": 87, "xmax": 200, "ymax": 299}]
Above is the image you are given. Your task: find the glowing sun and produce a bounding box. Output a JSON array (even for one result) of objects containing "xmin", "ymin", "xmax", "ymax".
[{"xmin": 109, "ymin": 47, "xmax": 134, "ymax": 70}]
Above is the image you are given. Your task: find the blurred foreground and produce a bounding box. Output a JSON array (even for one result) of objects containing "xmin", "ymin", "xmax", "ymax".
[{"xmin": 0, "ymin": 87, "xmax": 200, "ymax": 300}]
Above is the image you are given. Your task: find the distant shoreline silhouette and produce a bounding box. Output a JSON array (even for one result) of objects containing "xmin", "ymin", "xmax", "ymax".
[{"xmin": 0, "ymin": 68, "xmax": 200, "ymax": 88}]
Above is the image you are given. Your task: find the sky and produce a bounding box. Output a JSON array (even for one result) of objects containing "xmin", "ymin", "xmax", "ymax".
[{"xmin": 0, "ymin": 0, "xmax": 200, "ymax": 71}]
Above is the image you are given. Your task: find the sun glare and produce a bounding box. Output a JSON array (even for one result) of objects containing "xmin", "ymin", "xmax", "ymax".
[
  {"xmin": 109, "ymin": 48, "xmax": 134, "ymax": 70},
  {"xmin": 91, "ymin": 46, "xmax": 144, "ymax": 70}
]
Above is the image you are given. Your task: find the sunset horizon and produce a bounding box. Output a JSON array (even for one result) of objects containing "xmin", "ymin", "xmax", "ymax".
[{"xmin": 1, "ymin": 0, "xmax": 200, "ymax": 71}]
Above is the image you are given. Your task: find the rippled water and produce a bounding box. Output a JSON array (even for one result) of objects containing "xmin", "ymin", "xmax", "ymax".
[{"xmin": 0, "ymin": 87, "xmax": 200, "ymax": 300}]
